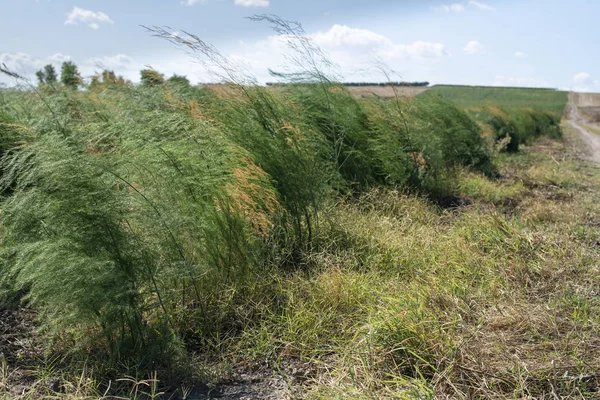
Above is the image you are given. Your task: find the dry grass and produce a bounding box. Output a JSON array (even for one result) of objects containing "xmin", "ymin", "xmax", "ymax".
[
  {"xmin": 346, "ymin": 86, "xmax": 430, "ymax": 99},
  {"xmin": 582, "ymin": 122, "xmax": 600, "ymax": 136},
  {"xmin": 571, "ymin": 92, "xmax": 600, "ymax": 108}
]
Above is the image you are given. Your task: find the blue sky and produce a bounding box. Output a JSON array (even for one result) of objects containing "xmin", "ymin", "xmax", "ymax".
[{"xmin": 2, "ymin": 0, "xmax": 599, "ymax": 91}]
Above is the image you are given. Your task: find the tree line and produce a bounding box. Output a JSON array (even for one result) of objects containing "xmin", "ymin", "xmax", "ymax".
[
  {"xmin": 34, "ymin": 62, "xmax": 190, "ymax": 89},
  {"xmin": 35, "ymin": 62, "xmax": 428, "ymax": 90}
]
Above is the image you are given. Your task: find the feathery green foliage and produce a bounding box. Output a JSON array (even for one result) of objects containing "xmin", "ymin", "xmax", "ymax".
[
  {"xmin": 0, "ymin": 76, "xmax": 493, "ymax": 367},
  {"xmin": 467, "ymin": 107, "xmax": 562, "ymax": 152},
  {"xmin": 0, "ymin": 85, "xmax": 280, "ymax": 367}
]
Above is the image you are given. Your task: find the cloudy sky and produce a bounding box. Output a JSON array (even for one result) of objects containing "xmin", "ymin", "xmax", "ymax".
[{"xmin": 2, "ymin": 0, "xmax": 599, "ymax": 91}]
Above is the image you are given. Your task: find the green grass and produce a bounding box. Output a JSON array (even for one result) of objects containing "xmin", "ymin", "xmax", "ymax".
[
  {"xmin": 423, "ymin": 85, "xmax": 569, "ymax": 115},
  {"xmin": 456, "ymin": 169, "xmax": 526, "ymax": 204}
]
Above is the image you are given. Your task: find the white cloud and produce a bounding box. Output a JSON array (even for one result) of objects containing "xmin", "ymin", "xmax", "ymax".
[
  {"xmin": 463, "ymin": 40, "xmax": 486, "ymax": 55},
  {"xmin": 432, "ymin": 3, "xmax": 465, "ymax": 12},
  {"xmin": 234, "ymin": 0, "xmax": 269, "ymax": 7},
  {"xmin": 468, "ymin": 1, "xmax": 496, "ymax": 11},
  {"xmin": 182, "ymin": 0, "xmax": 207, "ymax": 5},
  {"xmin": 572, "ymin": 72, "xmax": 600, "ymax": 92},
  {"xmin": 87, "ymin": 54, "xmax": 134, "ymax": 72},
  {"xmin": 0, "ymin": 52, "xmax": 72, "ymax": 84},
  {"xmin": 65, "ymin": 7, "xmax": 113, "ymax": 30},
  {"xmin": 0, "ymin": 52, "xmax": 71, "ymax": 68},
  {"xmin": 493, "ymin": 75, "xmax": 549, "ymax": 88},
  {"xmin": 234, "ymin": 25, "xmax": 448, "ymax": 83},
  {"xmin": 515, "ymin": 51, "xmax": 526, "ymax": 57},
  {"xmin": 433, "ymin": 1, "xmax": 495, "ymax": 13},
  {"xmin": 311, "ymin": 25, "xmax": 447, "ymax": 59},
  {"xmin": 574, "ymin": 72, "xmax": 591, "ymax": 85},
  {"xmin": 312, "ymin": 25, "xmax": 388, "ymax": 48},
  {"xmin": 385, "ymin": 41, "xmax": 448, "ymax": 59},
  {"xmin": 0, "ymin": 52, "xmax": 69, "ymax": 84}
]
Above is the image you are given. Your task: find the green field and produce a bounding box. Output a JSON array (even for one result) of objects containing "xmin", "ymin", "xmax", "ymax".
[
  {"xmin": 419, "ymin": 85, "xmax": 567, "ymax": 153},
  {"xmin": 423, "ymin": 85, "xmax": 569, "ymax": 115}
]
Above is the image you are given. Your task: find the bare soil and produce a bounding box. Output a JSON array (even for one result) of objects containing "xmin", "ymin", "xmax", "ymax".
[
  {"xmin": 0, "ymin": 306, "xmax": 44, "ymax": 398},
  {"xmin": 567, "ymin": 92, "xmax": 600, "ymax": 162},
  {"xmin": 570, "ymin": 92, "xmax": 600, "ymax": 108},
  {"xmin": 0, "ymin": 305, "xmax": 292, "ymax": 399}
]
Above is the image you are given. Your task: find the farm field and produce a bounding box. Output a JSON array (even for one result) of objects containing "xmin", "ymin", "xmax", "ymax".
[
  {"xmin": 265, "ymin": 84, "xmax": 429, "ymax": 99},
  {"xmin": 423, "ymin": 85, "xmax": 569, "ymax": 115},
  {"xmin": 346, "ymin": 85, "xmax": 430, "ymax": 98}
]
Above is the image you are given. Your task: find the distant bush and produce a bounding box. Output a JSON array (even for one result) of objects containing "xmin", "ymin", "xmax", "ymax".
[
  {"xmin": 90, "ymin": 69, "xmax": 129, "ymax": 89},
  {"xmin": 140, "ymin": 69, "xmax": 165, "ymax": 86},
  {"xmin": 282, "ymin": 84, "xmax": 375, "ymax": 191},
  {"xmin": 472, "ymin": 109, "xmax": 521, "ymax": 152},
  {"xmin": 365, "ymin": 95, "xmax": 492, "ymax": 191},
  {"xmin": 516, "ymin": 109, "xmax": 563, "ymax": 141},
  {"xmin": 467, "ymin": 107, "xmax": 562, "ymax": 152},
  {"xmin": 166, "ymin": 74, "xmax": 191, "ymax": 88}
]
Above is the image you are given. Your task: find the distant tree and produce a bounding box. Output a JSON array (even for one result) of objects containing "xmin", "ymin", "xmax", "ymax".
[
  {"xmin": 35, "ymin": 70, "xmax": 45, "ymax": 85},
  {"xmin": 60, "ymin": 61, "xmax": 81, "ymax": 89},
  {"xmin": 89, "ymin": 75, "xmax": 101, "ymax": 90},
  {"xmin": 166, "ymin": 74, "xmax": 191, "ymax": 88},
  {"xmin": 44, "ymin": 64, "xmax": 58, "ymax": 84},
  {"xmin": 140, "ymin": 69, "xmax": 164, "ymax": 87},
  {"xmin": 102, "ymin": 70, "xmax": 117, "ymax": 84},
  {"xmin": 35, "ymin": 64, "xmax": 58, "ymax": 86},
  {"xmin": 89, "ymin": 69, "xmax": 130, "ymax": 91},
  {"xmin": 105, "ymin": 70, "xmax": 129, "ymax": 86}
]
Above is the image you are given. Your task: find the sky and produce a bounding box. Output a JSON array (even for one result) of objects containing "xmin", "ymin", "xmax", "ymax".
[{"xmin": 1, "ymin": 0, "xmax": 599, "ymax": 91}]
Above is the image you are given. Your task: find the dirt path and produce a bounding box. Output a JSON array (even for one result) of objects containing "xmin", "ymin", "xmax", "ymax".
[{"xmin": 568, "ymin": 92, "xmax": 600, "ymax": 162}]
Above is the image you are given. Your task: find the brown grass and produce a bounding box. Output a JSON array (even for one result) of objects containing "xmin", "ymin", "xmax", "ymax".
[{"xmin": 346, "ymin": 85, "xmax": 430, "ymax": 99}]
